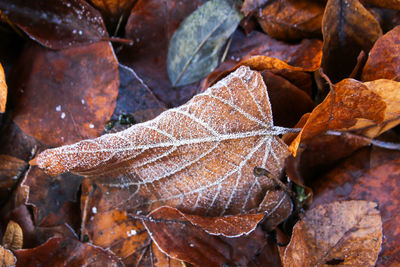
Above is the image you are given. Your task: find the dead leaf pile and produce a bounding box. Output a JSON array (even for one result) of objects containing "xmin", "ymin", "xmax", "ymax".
[{"xmin": 0, "ymin": 0, "xmax": 399, "ymax": 266}]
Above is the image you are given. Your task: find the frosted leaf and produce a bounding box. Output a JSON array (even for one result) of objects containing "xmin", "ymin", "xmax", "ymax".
[{"xmin": 34, "ymin": 66, "xmax": 291, "ymax": 216}]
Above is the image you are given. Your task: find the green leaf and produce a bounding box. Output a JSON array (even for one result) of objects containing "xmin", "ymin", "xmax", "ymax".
[{"xmin": 167, "ymin": 0, "xmax": 243, "ymax": 87}]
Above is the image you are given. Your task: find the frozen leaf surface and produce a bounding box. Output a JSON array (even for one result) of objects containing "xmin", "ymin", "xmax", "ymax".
[
  {"xmin": 284, "ymin": 201, "xmax": 382, "ymax": 267},
  {"xmin": 34, "ymin": 66, "xmax": 291, "ymax": 217},
  {"xmin": 167, "ymin": 0, "xmax": 243, "ymax": 86}
]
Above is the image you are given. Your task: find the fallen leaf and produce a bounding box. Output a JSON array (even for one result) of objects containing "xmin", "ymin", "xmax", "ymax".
[
  {"xmin": 2, "ymin": 220, "xmax": 23, "ymax": 251},
  {"xmin": 119, "ymin": 0, "xmax": 207, "ymax": 107},
  {"xmin": 88, "ymin": 0, "xmax": 136, "ymax": 29},
  {"xmin": 144, "ymin": 208, "xmax": 277, "ymax": 266},
  {"xmin": 14, "ymin": 237, "xmax": 125, "ymax": 267},
  {"xmin": 361, "ymin": 0, "xmax": 400, "ymax": 10},
  {"xmin": 34, "ymin": 66, "xmax": 291, "ymax": 217},
  {"xmin": 236, "ymin": 55, "xmax": 318, "ymax": 72},
  {"xmin": 0, "ymin": 0, "xmax": 108, "ymax": 49},
  {"xmin": 111, "ymin": 64, "xmax": 166, "ymax": 125},
  {"xmin": 321, "ymin": 0, "xmax": 382, "ymax": 83},
  {"xmin": 0, "ymin": 154, "xmax": 26, "ymax": 203},
  {"xmin": 311, "ymin": 147, "xmax": 400, "ymax": 266},
  {"xmin": 10, "ymin": 41, "xmax": 119, "ymax": 146},
  {"xmin": 0, "ymin": 245, "xmax": 15, "ymax": 267},
  {"xmin": 0, "ymin": 63, "xmax": 6, "ymax": 113},
  {"xmin": 362, "ymin": 25, "xmax": 400, "ymax": 81},
  {"xmin": 289, "ymin": 79, "xmax": 388, "ymax": 155},
  {"xmin": 241, "ymin": 0, "xmax": 273, "ymax": 16},
  {"xmin": 167, "ymin": 0, "xmax": 243, "ymax": 86},
  {"xmin": 257, "ymin": 0, "xmax": 324, "ymax": 41},
  {"xmin": 283, "ymin": 200, "xmax": 382, "ymax": 267}
]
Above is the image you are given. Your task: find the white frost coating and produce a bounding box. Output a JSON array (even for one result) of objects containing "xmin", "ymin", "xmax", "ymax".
[
  {"xmin": 92, "ymin": 207, "xmax": 97, "ymax": 214},
  {"xmin": 126, "ymin": 229, "xmax": 137, "ymax": 237},
  {"xmin": 38, "ymin": 66, "xmax": 290, "ymax": 216},
  {"xmin": 60, "ymin": 112, "xmax": 66, "ymax": 119},
  {"xmin": 56, "ymin": 105, "xmax": 61, "ymax": 112}
]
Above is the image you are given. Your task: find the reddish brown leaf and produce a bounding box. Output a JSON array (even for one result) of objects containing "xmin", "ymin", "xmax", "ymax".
[
  {"xmin": 0, "ymin": 245, "xmax": 15, "ymax": 267},
  {"xmin": 289, "ymin": 79, "xmax": 387, "ymax": 155},
  {"xmin": 283, "ymin": 201, "xmax": 382, "ymax": 267},
  {"xmin": 241, "ymin": 0, "xmax": 272, "ymax": 15},
  {"xmin": 2, "ymin": 220, "xmax": 23, "ymax": 251},
  {"xmin": 144, "ymin": 208, "xmax": 277, "ymax": 266},
  {"xmin": 34, "ymin": 66, "xmax": 292, "ymax": 218},
  {"xmin": 257, "ymin": 0, "xmax": 324, "ymax": 41},
  {"xmin": 0, "ymin": 63, "xmax": 6, "ymax": 113},
  {"xmin": 0, "ymin": 154, "xmax": 26, "ymax": 202},
  {"xmin": 311, "ymin": 147, "xmax": 400, "ymax": 266},
  {"xmin": 362, "ymin": 25, "xmax": 400, "ymax": 81},
  {"xmin": 14, "ymin": 237, "xmax": 124, "ymax": 267},
  {"xmin": 11, "ymin": 41, "xmax": 119, "ymax": 147},
  {"xmin": 0, "ymin": 0, "xmax": 108, "ymax": 49},
  {"xmin": 237, "ymin": 55, "xmax": 318, "ymax": 72},
  {"xmin": 89, "ymin": 0, "xmax": 136, "ymax": 28},
  {"xmin": 321, "ymin": 0, "xmax": 382, "ymax": 83},
  {"xmin": 119, "ymin": 0, "xmax": 207, "ymax": 107},
  {"xmin": 361, "ymin": 0, "xmax": 400, "ymax": 10}
]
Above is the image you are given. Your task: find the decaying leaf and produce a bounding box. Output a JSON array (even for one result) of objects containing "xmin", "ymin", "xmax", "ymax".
[
  {"xmin": 167, "ymin": 0, "xmax": 243, "ymax": 86},
  {"xmin": 311, "ymin": 148, "xmax": 400, "ymax": 266},
  {"xmin": 0, "ymin": 154, "xmax": 26, "ymax": 202},
  {"xmin": 361, "ymin": 0, "xmax": 400, "ymax": 10},
  {"xmin": 257, "ymin": 0, "xmax": 324, "ymax": 41},
  {"xmin": 144, "ymin": 208, "xmax": 276, "ymax": 266},
  {"xmin": 362, "ymin": 25, "xmax": 400, "ymax": 81},
  {"xmin": 241, "ymin": 0, "xmax": 272, "ymax": 16},
  {"xmin": 0, "ymin": 0, "xmax": 108, "ymax": 49},
  {"xmin": 33, "ymin": 66, "xmax": 292, "ymax": 218},
  {"xmin": 321, "ymin": 0, "xmax": 382, "ymax": 83},
  {"xmin": 2, "ymin": 220, "xmax": 23, "ymax": 251},
  {"xmin": 11, "ymin": 41, "xmax": 119, "ymax": 146},
  {"xmin": 14, "ymin": 237, "xmax": 124, "ymax": 266},
  {"xmin": 89, "ymin": 0, "xmax": 136, "ymax": 22},
  {"xmin": 0, "ymin": 63, "xmax": 6, "ymax": 113},
  {"xmin": 0, "ymin": 245, "xmax": 15, "ymax": 267},
  {"xmin": 283, "ymin": 200, "xmax": 382, "ymax": 267},
  {"xmin": 288, "ymin": 78, "xmax": 400, "ymax": 155}
]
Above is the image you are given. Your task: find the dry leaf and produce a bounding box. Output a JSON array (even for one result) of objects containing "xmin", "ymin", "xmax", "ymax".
[
  {"xmin": 289, "ymin": 79, "xmax": 387, "ymax": 155},
  {"xmin": 0, "ymin": 154, "xmax": 26, "ymax": 203},
  {"xmin": 361, "ymin": 0, "xmax": 400, "ymax": 10},
  {"xmin": 0, "ymin": 245, "xmax": 15, "ymax": 267},
  {"xmin": 257, "ymin": 0, "xmax": 324, "ymax": 41},
  {"xmin": 34, "ymin": 66, "xmax": 291, "ymax": 218},
  {"xmin": 144, "ymin": 208, "xmax": 276, "ymax": 266},
  {"xmin": 2, "ymin": 220, "xmax": 23, "ymax": 251},
  {"xmin": 0, "ymin": 63, "xmax": 6, "ymax": 113},
  {"xmin": 241, "ymin": 0, "xmax": 272, "ymax": 15},
  {"xmin": 236, "ymin": 55, "xmax": 318, "ymax": 72},
  {"xmin": 89, "ymin": 0, "xmax": 136, "ymax": 20},
  {"xmin": 311, "ymin": 147, "xmax": 400, "ymax": 266},
  {"xmin": 321, "ymin": 0, "xmax": 382, "ymax": 83},
  {"xmin": 283, "ymin": 200, "xmax": 382, "ymax": 267},
  {"xmin": 14, "ymin": 237, "xmax": 124, "ymax": 266},
  {"xmin": 11, "ymin": 41, "xmax": 119, "ymax": 146},
  {"xmin": 362, "ymin": 25, "xmax": 400, "ymax": 81}
]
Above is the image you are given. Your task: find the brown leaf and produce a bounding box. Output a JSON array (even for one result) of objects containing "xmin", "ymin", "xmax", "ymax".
[
  {"xmin": 257, "ymin": 0, "xmax": 324, "ymax": 41},
  {"xmin": 14, "ymin": 237, "xmax": 125, "ymax": 267},
  {"xmin": 289, "ymin": 79, "xmax": 387, "ymax": 155},
  {"xmin": 34, "ymin": 66, "xmax": 292, "ymax": 217},
  {"xmin": 0, "ymin": 0, "xmax": 108, "ymax": 49},
  {"xmin": 0, "ymin": 245, "xmax": 15, "ymax": 267},
  {"xmin": 311, "ymin": 147, "xmax": 400, "ymax": 266},
  {"xmin": 0, "ymin": 63, "xmax": 6, "ymax": 113},
  {"xmin": 10, "ymin": 41, "xmax": 119, "ymax": 146},
  {"xmin": 283, "ymin": 200, "xmax": 382, "ymax": 267},
  {"xmin": 237, "ymin": 55, "xmax": 318, "ymax": 72},
  {"xmin": 362, "ymin": 25, "xmax": 400, "ymax": 81},
  {"xmin": 321, "ymin": 0, "xmax": 382, "ymax": 83},
  {"xmin": 361, "ymin": 0, "xmax": 400, "ymax": 10},
  {"xmin": 144, "ymin": 208, "xmax": 278, "ymax": 266},
  {"xmin": 2, "ymin": 220, "xmax": 23, "ymax": 251},
  {"xmin": 89, "ymin": 0, "xmax": 136, "ymax": 25},
  {"xmin": 119, "ymin": 0, "xmax": 207, "ymax": 107},
  {"xmin": 0, "ymin": 155, "xmax": 26, "ymax": 203}
]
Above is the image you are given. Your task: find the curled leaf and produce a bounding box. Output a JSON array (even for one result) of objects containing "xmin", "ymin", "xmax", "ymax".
[
  {"xmin": 167, "ymin": 0, "xmax": 243, "ymax": 86},
  {"xmin": 2, "ymin": 220, "xmax": 23, "ymax": 251},
  {"xmin": 0, "ymin": 63, "xmax": 6, "ymax": 113},
  {"xmin": 0, "ymin": 245, "xmax": 15, "ymax": 267}
]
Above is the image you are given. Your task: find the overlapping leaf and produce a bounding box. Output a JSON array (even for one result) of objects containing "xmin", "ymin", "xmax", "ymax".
[
  {"xmin": 34, "ymin": 66, "xmax": 292, "ymax": 218},
  {"xmin": 0, "ymin": 63, "xmax": 6, "ymax": 113}
]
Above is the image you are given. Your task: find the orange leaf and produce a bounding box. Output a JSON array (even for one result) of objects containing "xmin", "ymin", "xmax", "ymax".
[
  {"xmin": 2, "ymin": 220, "xmax": 23, "ymax": 251},
  {"xmin": 0, "ymin": 63, "xmax": 6, "ymax": 113}
]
